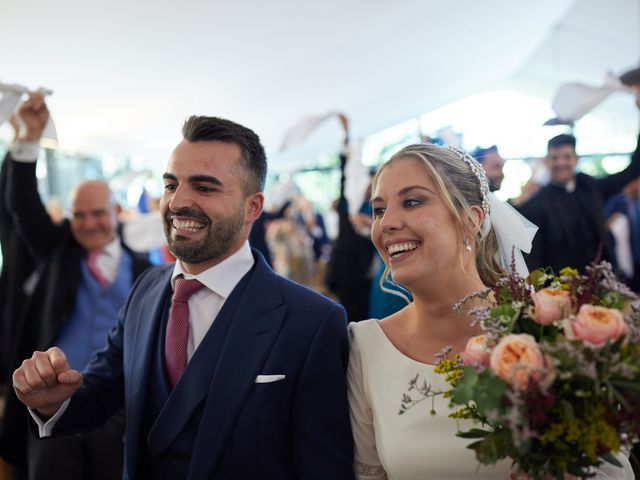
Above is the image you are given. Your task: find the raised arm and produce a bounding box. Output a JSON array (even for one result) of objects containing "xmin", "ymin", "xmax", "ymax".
[
  {"xmin": 596, "ymin": 95, "xmax": 640, "ymax": 200},
  {"xmin": 6, "ymin": 94, "xmax": 65, "ymax": 261}
]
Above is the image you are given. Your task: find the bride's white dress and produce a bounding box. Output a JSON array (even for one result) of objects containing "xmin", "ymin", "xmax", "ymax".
[{"xmin": 347, "ymin": 319, "xmax": 634, "ymax": 480}]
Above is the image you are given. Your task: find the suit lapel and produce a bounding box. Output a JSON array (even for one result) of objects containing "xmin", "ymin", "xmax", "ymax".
[{"xmin": 188, "ymin": 253, "xmax": 287, "ymax": 479}]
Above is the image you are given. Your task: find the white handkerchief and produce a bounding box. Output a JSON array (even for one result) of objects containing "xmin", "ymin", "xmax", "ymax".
[
  {"xmin": 0, "ymin": 91, "xmax": 21, "ymax": 125},
  {"xmin": 255, "ymin": 374, "xmax": 285, "ymax": 383}
]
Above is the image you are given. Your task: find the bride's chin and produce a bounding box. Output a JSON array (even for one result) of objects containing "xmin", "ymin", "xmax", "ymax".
[{"xmin": 388, "ymin": 271, "xmax": 412, "ymax": 290}]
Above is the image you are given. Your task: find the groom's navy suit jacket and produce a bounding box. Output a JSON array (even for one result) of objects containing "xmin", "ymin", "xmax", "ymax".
[{"xmin": 50, "ymin": 249, "xmax": 354, "ymax": 479}]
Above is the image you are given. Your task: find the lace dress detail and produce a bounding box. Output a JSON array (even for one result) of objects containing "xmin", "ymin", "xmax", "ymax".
[{"xmin": 354, "ymin": 460, "xmax": 386, "ymax": 478}]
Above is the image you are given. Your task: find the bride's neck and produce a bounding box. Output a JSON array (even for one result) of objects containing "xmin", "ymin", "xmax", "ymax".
[{"xmin": 407, "ymin": 274, "xmax": 486, "ymax": 339}]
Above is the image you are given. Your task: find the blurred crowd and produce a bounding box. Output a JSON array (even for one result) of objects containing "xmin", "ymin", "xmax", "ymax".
[{"xmin": 1, "ymin": 91, "xmax": 640, "ymax": 479}]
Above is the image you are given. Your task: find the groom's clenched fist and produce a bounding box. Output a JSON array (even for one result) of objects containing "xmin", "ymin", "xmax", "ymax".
[{"xmin": 13, "ymin": 347, "xmax": 83, "ymax": 419}]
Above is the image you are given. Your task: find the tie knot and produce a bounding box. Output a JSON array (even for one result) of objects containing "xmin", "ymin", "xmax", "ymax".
[
  {"xmin": 87, "ymin": 250, "xmax": 103, "ymax": 261},
  {"xmin": 173, "ymin": 276, "xmax": 204, "ymax": 303}
]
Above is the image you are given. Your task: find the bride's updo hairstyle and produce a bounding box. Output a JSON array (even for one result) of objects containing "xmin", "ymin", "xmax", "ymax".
[{"xmin": 371, "ymin": 143, "xmax": 505, "ymax": 287}]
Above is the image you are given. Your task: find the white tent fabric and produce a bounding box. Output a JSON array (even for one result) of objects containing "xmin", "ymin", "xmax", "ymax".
[{"xmin": 1, "ymin": 0, "xmax": 638, "ymax": 169}]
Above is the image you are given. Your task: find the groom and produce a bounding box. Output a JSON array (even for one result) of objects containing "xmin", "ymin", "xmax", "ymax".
[{"xmin": 13, "ymin": 97, "xmax": 354, "ymax": 479}]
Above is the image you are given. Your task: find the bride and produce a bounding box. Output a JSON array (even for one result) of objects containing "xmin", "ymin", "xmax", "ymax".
[{"xmin": 347, "ymin": 143, "xmax": 634, "ymax": 479}]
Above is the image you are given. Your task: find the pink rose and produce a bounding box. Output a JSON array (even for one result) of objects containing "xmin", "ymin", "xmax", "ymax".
[
  {"xmin": 461, "ymin": 335, "xmax": 490, "ymax": 367},
  {"xmin": 563, "ymin": 305, "xmax": 629, "ymax": 348},
  {"xmin": 489, "ymin": 334, "xmax": 547, "ymax": 390},
  {"xmin": 532, "ymin": 288, "xmax": 572, "ymax": 326}
]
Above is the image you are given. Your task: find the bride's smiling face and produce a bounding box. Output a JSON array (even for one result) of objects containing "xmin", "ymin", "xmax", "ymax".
[{"xmin": 371, "ymin": 157, "xmax": 463, "ymax": 288}]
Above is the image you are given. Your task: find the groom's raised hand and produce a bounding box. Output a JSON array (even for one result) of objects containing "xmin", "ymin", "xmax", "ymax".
[{"xmin": 13, "ymin": 347, "xmax": 83, "ymax": 419}]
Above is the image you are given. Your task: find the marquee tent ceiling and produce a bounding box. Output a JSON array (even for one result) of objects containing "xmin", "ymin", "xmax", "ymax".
[{"xmin": 1, "ymin": 0, "xmax": 638, "ymax": 171}]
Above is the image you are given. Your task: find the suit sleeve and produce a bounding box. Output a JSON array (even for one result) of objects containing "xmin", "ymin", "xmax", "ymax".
[
  {"xmin": 292, "ymin": 304, "xmax": 355, "ymax": 480},
  {"xmin": 6, "ymin": 157, "xmax": 64, "ymax": 262},
  {"xmin": 595, "ymin": 133, "xmax": 640, "ymax": 201},
  {"xmin": 0, "ymin": 155, "xmax": 12, "ymax": 255}
]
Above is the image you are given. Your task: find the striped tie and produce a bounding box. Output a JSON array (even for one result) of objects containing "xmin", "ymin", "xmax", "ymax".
[{"xmin": 164, "ymin": 276, "xmax": 204, "ymax": 388}]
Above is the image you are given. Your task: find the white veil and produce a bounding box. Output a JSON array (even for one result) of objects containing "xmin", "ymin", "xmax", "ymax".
[{"xmin": 483, "ymin": 192, "xmax": 538, "ymax": 278}]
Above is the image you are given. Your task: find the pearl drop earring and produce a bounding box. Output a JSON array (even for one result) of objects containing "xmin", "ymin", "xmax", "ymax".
[{"xmin": 464, "ymin": 236, "xmax": 472, "ymax": 252}]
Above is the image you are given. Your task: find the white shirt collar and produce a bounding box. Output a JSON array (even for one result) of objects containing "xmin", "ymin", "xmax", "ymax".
[
  {"xmin": 88, "ymin": 236, "xmax": 123, "ymax": 284},
  {"xmin": 564, "ymin": 179, "xmax": 576, "ymax": 193},
  {"xmin": 101, "ymin": 236, "xmax": 122, "ymax": 257},
  {"xmin": 171, "ymin": 241, "xmax": 255, "ymax": 298}
]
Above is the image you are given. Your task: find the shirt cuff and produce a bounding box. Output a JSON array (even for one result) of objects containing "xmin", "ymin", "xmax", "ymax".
[
  {"xmin": 28, "ymin": 399, "xmax": 71, "ymax": 437},
  {"xmin": 10, "ymin": 142, "xmax": 40, "ymax": 163}
]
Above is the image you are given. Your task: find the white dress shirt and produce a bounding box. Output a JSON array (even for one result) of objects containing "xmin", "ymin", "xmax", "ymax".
[
  {"xmin": 10, "ymin": 141, "xmax": 40, "ymax": 162},
  {"xmin": 170, "ymin": 240, "xmax": 254, "ymax": 359},
  {"xmin": 93, "ymin": 237, "xmax": 123, "ymax": 284}
]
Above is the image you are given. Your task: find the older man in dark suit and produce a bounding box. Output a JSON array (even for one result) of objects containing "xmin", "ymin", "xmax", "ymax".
[
  {"xmin": 12, "ymin": 99, "xmax": 354, "ymax": 479},
  {"xmin": 0, "ymin": 95, "xmax": 150, "ymax": 480}
]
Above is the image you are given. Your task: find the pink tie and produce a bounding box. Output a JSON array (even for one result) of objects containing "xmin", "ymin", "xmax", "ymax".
[
  {"xmin": 87, "ymin": 250, "xmax": 109, "ymax": 288},
  {"xmin": 165, "ymin": 276, "xmax": 204, "ymax": 389}
]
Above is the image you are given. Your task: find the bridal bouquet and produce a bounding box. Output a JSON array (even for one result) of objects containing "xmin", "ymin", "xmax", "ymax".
[{"xmin": 402, "ymin": 262, "xmax": 640, "ymax": 479}]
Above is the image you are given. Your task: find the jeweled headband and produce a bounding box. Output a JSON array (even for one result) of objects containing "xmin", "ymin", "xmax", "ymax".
[{"xmin": 445, "ymin": 145, "xmax": 491, "ymax": 236}]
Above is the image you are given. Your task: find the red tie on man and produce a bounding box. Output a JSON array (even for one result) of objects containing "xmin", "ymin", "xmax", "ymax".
[
  {"xmin": 165, "ymin": 276, "xmax": 204, "ymax": 388},
  {"xmin": 87, "ymin": 250, "xmax": 109, "ymax": 288}
]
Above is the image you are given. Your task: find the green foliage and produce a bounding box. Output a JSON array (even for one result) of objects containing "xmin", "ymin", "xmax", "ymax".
[
  {"xmin": 451, "ymin": 367, "xmax": 507, "ymax": 417},
  {"xmin": 466, "ymin": 428, "xmax": 514, "ymax": 465}
]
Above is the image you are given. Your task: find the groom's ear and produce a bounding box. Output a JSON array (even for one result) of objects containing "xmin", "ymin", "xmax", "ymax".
[{"xmin": 244, "ymin": 192, "xmax": 264, "ymax": 223}]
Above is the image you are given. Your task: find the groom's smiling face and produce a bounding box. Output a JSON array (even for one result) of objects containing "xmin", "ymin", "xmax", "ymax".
[{"xmin": 160, "ymin": 139, "xmax": 261, "ymax": 274}]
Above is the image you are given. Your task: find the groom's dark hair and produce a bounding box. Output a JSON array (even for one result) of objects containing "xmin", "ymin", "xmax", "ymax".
[{"xmin": 182, "ymin": 115, "xmax": 267, "ymax": 194}]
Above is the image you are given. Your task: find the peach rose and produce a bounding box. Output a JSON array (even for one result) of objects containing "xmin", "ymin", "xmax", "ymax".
[
  {"xmin": 532, "ymin": 288, "xmax": 572, "ymax": 326},
  {"xmin": 563, "ymin": 305, "xmax": 629, "ymax": 348},
  {"xmin": 490, "ymin": 334, "xmax": 547, "ymax": 390},
  {"xmin": 461, "ymin": 335, "xmax": 490, "ymax": 367}
]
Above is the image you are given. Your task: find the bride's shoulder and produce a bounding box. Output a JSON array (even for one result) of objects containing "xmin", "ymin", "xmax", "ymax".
[
  {"xmin": 348, "ymin": 309, "xmax": 405, "ymax": 347},
  {"xmin": 348, "ymin": 318, "xmax": 381, "ymax": 344}
]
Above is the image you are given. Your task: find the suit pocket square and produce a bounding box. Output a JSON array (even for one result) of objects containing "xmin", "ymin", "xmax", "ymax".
[{"xmin": 255, "ymin": 374, "xmax": 286, "ymax": 383}]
